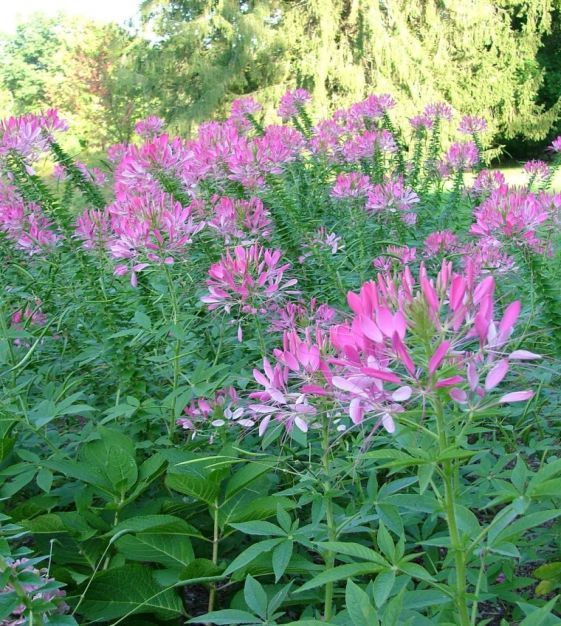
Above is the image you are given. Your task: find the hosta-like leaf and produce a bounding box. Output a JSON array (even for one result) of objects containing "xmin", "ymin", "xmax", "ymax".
[{"xmin": 79, "ymin": 564, "xmax": 183, "ymax": 620}]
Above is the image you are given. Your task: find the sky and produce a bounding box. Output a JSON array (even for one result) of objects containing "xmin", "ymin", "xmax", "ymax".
[{"xmin": 1, "ymin": 0, "xmax": 142, "ymax": 34}]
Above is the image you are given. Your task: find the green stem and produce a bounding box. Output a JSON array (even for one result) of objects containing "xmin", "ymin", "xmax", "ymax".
[
  {"xmin": 207, "ymin": 500, "xmax": 220, "ymax": 622},
  {"xmin": 433, "ymin": 398, "xmax": 471, "ymax": 626},
  {"xmin": 164, "ymin": 265, "xmax": 181, "ymax": 439},
  {"xmin": 322, "ymin": 420, "xmax": 336, "ymax": 621}
]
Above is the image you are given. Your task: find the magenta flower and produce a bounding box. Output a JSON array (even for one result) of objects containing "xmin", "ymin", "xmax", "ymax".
[
  {"xmin": 458, "ymin": 116, "xmax": 487, "ymax": 135},
  {"xmin": 342, "ymin": 129, "xmax": 397, "ymax": 162},
  {"xmin": 208, "ymin": 196, "xmax": 272, "ymax": 243},
  {"xmin": 549, "ymin": 136, "xmax": 561, "ymax": 153},
  {"xmin": 229, "ymin": 97, "xmax": 262, "ymax": 131},
  {"xmin": 424, "ymin": 102, "xmax": 453, "ymax": 122},
  {"xmin": 471, "ymin": 186, "xmax": 551, "ymax": 251},
  {"xmin": 201, "ymin": 244, "xmax": 298, "ymax": 317},
  {"xmin": 445, "ymin": 141, "xmax": 479, "ymax": 170},
  {"xmin": 75, "ymin": 209, "xmax": 112, "ymax": 251},
  {"xmin": 277, "ymin": 88, "xmax": 312, "ymax": 121},
  {"xmin": 524, "ymin": 160, "xmax": 550, "ymax": 184},
  {"xmin": 135, "ymin": 116, "xmax": 165, "ymax": 138},
  {"xmin": 409, "ymin": 115, "xmax": 434, "ymax": 132},
  {"xmin": 472, "ymin": 169, "xmax": 506, "ymax": 195},
  {"xmin": 424, "ymin": 230, "xmax": 459, "ymax": 258},
  {"xmin": 331, "ymin": 172, "xmax": 372, "ymax": 199},
  {"xmin": 366, "ymin": 177, "xmax": 419, "ymax": 223},
  {"xmin": 0, "ymin": 199, "xmax": 60, "ymax": 255},
  {"xmin": 0, "ymin": 109, "xmax": 67, "ymax": 162},
  {"xmin": 108, "ymin": 191, "xmax": 204, "ymax": 285}
]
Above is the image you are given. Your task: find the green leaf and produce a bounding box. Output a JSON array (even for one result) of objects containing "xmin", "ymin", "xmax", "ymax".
[
  {"xmin": 224, "ymin": 460, "xmax": 275, "ymax": 502},
  {"xmin": 417, "ymin": 463, "xmax": 434, "ymax": 495},
  {"xmin": 115, "ymin": 528, "xmax": 194, "ymax": 568},
  {"xmin": 165, "ymin": 471, "xmax": 221, "ymax": 506},
  {"xmin": 315, "ymin": 542, "xmax": 388, "ymax": 566},
  {"xmin": 36, "ymin": 468, "xmax": 53, "ymax": 493},
  {"xmin": 534, "ymin": 562, "xmax": 561, "ymax": 580},
  {"xmin": 297, "ymin": 563, "xmax": 382, "ymax": 592},
  {"xmin": 345, "ymin": 579, "xmax": 379, "ymax": 625},
  {"xmin": 229, "ymin": 520, "xmax": 286, "ymax": 537},
  {"xmin": 272, "ymin": 540, "xmax": 293, "ymax": 582},
  {"xmin": 224, "ymin": 538, "xmax": 283, "ymax": 576},
  {"xmin": 79, "ymin": 564, "xmax": 183, "ymax": 620},
  {"xmin": 377, "ymin": 522, "xmax": 395, "ymax": 562},
  {"xmin": 188, "ymin": 609, "xmax": 259, "ymax": 624},
  {"xmin": 372, "ymin": 570, "xmax": 395, "ymax": 608},
  {"xmin": 398, "ymin": 561, "xmax": 435, "ymax": 582},
  {"xmin": 110, "ymin": 515, "xmax": 202, "ymax": 539},
  {"xmin": 244, "ymin": 575, "xmax": 268, "ymax": 620},
  {"xmin": 81, "ymin": 431, "xmax": 137, "ymax": 495},
  {"xmin": 518, "ymin": 595, "xmax": 561, "ymax": 625}
]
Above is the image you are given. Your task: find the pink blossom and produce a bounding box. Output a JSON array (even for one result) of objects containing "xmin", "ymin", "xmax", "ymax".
[
  {"xmin": 229, "ymin": 97, "xmax": 262, "ymax": 131},
  {"xmin": 445, "ymin": 141, "xmax": 479, "ymax": 170},
  {"xmin": 366, "ymin": 177, "xmax": 419, "ymax": 223},
  {"xmin": 342, "ymin": 129, "xmax": 397, "ymax": 161},
  {"xmin": 472, "ymin": 169, "xmax": 506, "ymax": 195},
  {"xmin": 277, "ymin": 88, "xmax": 312, "ymax": 121},
  {"xmin": 201, "ymin": 244, "xmax": 297, "ymax": 317},
  {"xmin": 331, "ymin": 172, "xmax": 372, "ymax": 199},
  {"xmin": 409, "ymin": 115, "xmax": 434, "ymax": 131},
  {"xmin": 524, "ymin": 160, "xmax": 550, "ymax": 183},
  {"xmin": 458, "ymin": 116, "xmax": 487, "ymax": 134},
  {"xmin": 549, "ymin": 136, "xmax": 561, "ymax": 153},
  {"xmin": 424, "ymin": 230, "xmax": 458, "ymax": 257},
  {"xmin": 135, "ymin": 116, "xmax": 165, "ymax": 138},
  {"xmin": 471, "ymin": 186, "xmax": 551, "ymax": 251},
  {"xmin": 424, "ymin": 102, "xmax": 453, "ymax": 121}
]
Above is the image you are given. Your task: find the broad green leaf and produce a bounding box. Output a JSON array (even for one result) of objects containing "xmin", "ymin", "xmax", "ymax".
[
  {"xmin": 165, "ymin": 471, "xmax": 221, "ymax": 506},
  {"xmin": 398, "ymin": 561, "xmax": 435, "ymax": 582},
  {"xmin": 229, "ymin": 520, "xmax": 286, "ymax": 537},
  {"xmin": 272, "ymin": 540, "xmax": 293, "ymax": 582},
  {"xmin": 115, "ymin": 530, "xmax": 194, "ymax": 568},
  {"xmin": 224, "ymin": 538, "xmax": 283, "ymax": 576},
  {"xmin": 373, "ymin": 570, "xmax": 395, "ymax": 608},
  {"xmin": 492, "ymin": 510, "xmax": 561, "ymax": 545},
  {"xmin": 224, "ymin": 460, "xmax": 275, "ymax": 502},
  {"xmin": 346, "ymin": 579, "xmax": 379, "ymax": 625},
  {"xmin": 79, "ymin": 564, "xmax": 183, "ymax": 620},
  {"xmin": 315, "ymin": 541, "xmax": 388, "ymax": 566},
  {"xmin": 377, "ymin": 522, "xmax": 395, "ymax": 562},
  {"xmin": 188, "ymin": 609, "xmax": 259, "ymax": 624},
  {"xmin": 297, "ymin": 563, "xmax": 381, "ymax": 592},
  {"xmin": 244, "ymin": 575, "xmax": 268, "ymax": 620},
  {"xmin": 534, "ymin": 562, "xmax": 561, "ymax": 580}
]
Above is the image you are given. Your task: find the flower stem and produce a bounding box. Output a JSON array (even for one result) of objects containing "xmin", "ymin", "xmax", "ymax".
[
  {"xmin": 207, "ymin": 500, "xmax": 220, "ymax": 623},
  {"xmin": 321, "ymin": 420, "xmax": 336, "ymax": 621},
  {"xmin": 164, "ymin": 265, "xmax": 181, "ymax": 439},
  {"xmin": 433, "ymin": 398, "xmax": 471, "ymax": 626}
]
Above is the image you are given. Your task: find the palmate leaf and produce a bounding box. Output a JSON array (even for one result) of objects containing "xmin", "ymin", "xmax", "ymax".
[{"xmin": 78, "ymin": 564, "xmax": 183, "ymax": 621}]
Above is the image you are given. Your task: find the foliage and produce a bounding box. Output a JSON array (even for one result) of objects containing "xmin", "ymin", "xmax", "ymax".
[{"xmin": 1, "ymin": 90, "xmax": 561, "ymax": 625}]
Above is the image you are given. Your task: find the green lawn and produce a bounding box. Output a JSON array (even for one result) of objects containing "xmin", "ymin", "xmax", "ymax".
[{"xmin": 493, "ymin": 164, "xmax": 561, "ymax": 191}]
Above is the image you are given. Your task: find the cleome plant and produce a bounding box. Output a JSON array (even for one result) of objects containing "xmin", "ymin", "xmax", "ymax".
[{"xmin": 1, "ymin": 91, "xmax": 561, "ymax": 624}]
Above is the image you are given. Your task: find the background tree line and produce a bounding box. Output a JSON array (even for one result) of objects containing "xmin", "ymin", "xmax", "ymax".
[{"xmin": 1, "ymin": 0, "xmax": 560, "ymax": 159}]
